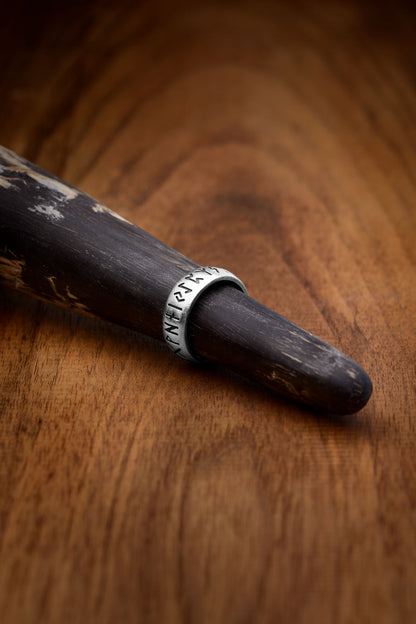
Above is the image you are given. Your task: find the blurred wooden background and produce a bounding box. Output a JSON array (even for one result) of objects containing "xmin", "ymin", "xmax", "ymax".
[{"xmin": 0, "ymin": 0, "xmax": 415, "ymax": 622}]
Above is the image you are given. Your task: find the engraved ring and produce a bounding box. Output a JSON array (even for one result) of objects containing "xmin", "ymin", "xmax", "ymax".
[{"xmin": 163, "ymin": 266, "xmax": 248, "ymax": 363}]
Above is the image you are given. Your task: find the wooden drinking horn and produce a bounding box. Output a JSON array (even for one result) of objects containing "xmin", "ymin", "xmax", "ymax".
[{"xmin": 0, "ymin": 146, "xmax": 372, "ymax": 414}]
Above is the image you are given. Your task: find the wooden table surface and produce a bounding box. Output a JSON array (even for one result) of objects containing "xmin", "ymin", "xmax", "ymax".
[{"xmin": 1, "ymin": 1, "xmax": 415, "ymax": 622}]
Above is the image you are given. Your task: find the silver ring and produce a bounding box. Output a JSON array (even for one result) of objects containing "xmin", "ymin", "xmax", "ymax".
[{"xmin": 163, "ymin": 266, "xmax": 248, "ymax": 363}]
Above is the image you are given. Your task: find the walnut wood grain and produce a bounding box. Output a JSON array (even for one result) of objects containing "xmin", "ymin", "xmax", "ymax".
[{"xmin": 0, "ymin": 1, "xmax": 415, "ymax": 624}]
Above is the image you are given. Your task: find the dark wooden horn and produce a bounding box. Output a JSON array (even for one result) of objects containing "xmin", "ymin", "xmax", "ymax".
[{"xmin": 0, "ymin": 146, "xmax": 372, "ymax": 414}]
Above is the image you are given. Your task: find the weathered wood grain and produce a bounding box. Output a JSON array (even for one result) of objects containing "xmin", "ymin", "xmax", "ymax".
[
  {"xmin": 0, "ymin": 1, "xmax": 415, "ymax": 623},
  {"xmin": 0, "ymin": 147, "xmax": 372, "ymax": 412}
]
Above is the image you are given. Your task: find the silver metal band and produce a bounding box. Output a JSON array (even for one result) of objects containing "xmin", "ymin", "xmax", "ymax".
[{"xmin": 163, "ymin": 266, "xmax": 248, "ymax": 363}]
